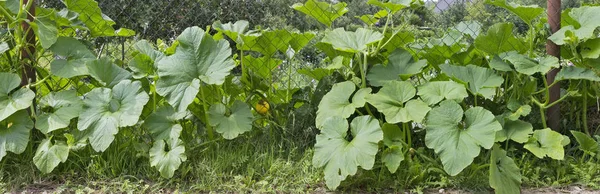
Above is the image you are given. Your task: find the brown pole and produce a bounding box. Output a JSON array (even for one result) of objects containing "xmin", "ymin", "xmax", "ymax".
[{"xmin": 546, "ymin": 0, "xmax": 560, "ymax": 131}]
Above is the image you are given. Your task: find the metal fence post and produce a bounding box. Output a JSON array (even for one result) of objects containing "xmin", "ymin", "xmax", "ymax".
[{"xmin": 546, "ymin": 0, "xmax": 561, "ymax": 131}]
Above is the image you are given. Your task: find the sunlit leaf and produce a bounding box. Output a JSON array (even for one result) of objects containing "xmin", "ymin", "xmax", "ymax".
[
  {"xmin": 313, "ymin": 116, "xmax": 382, "ymax": 189},
  {"xmin": 425, "ymin": 100, "xmax": 501, "ymax": 176}
]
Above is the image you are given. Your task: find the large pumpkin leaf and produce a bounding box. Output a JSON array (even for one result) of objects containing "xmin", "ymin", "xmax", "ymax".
[
  {"xmin": 64, "ymin": 0, "xmax": 134, "ymax": 37},
  {"xmin": 367, "ymin": 49, "xmax": 427, "ymax": 86},
  {"xmin": 49, "ymin": 37, "xmax": 95, "ymax": 78},
  {"xmin": 87, "ymin": 57, "xmax": 132, "ymax": 88},
  {"xmin": 313, "ymin": 116, "xmax": 383, "ymax": 189},
  {"xmin": 495, "ymin": 119, "xmax": 533, "ymax": 143},
  {"xmin": 208, "ymin": 100, "xmax": 254, "ymax": 139},
  {"xmin": 292, "ymin": 0, "xmax": 348, "ymax": 27},
  {"xmin": 425, "ymin": 100, "xmax": 502, "ymax": 176},
  {"xmin": 128, "ymin": 40, "xmax": 164, "ymax": 79},
  {"xmin": 321, "ymin": 28, "xmax": 383, "ymax": 53},
  {"xmin": 238, "ymin": 30, "xmax": 293, "ymax": 57},
  {"xmin": 78, "ymin": 80, "xmax": 149, "ymax": 152},
  {"xmin": 503, "ymin": 52, "xmax": 559, "ymax": 75},
  {"xmin": 549, "ymin": 6, "xmax": 600, "ymax": 44},
  {"xmin": 417, "ymin": 81, "xmax": 468, "ymax": 105},
  {"xmin": 0, "ymin": 110, "xmax": 33, "ymax": 161},
  {"xmin": 570, "ymin": 130, "xmax": 599, "ymax": 156},
  {"xmin": 156, "ymin": 26, "xmax": 235, "ymax": 112},
  {"xmin": 144, "ymin": 105, "xmax": 186, "ymax": 141},
  {"xmin": 149, "ymin": 138, "xmax": 186, "ymax": 178},
  {"xmin": 486, "ymin": 0, "xmax": 543, "ymax": 24},
  {"xmin": 366, "ymin": 81, "xmax": 430, "ymax": 123},
  {"xmin": 212, "ymin": 20, "xmax": 249, "ymax": 42},
  {"xmin": 555, "ymin": 66, "xmax": 600, "ymax": 81},
  {"xmin": 0, "ymin": 73, "xmax": 35, "ymax": 122},
  {"xmin": 523, "ymin": 128, "xmax": 566, "ymax": 160},
  {"xmin": 36, "ymin": 90, "xmax": 83, "ymax": 134},
  {"xmin": 439, "ymin": 64, "xmax": 504, "ymax": 99},
  {"xmin": 489, "ymin": 144, "xmax": 522, "ymax": 194},
  {"xmin": 381, "ymin": 123, "xmax": 404, "ymax": 173},
  {"xmin": 316, "ymin": 81, "xmax": 367, "ymax": 128},
  {"xmin": 32, "ymin": 17, "xmax": 59, "ymax": 49},
  {"xmin": 33, "ymin": 139, "xmax": 69, "ymax": 174},
  {"xmin": 367, "ymin": 0, "xmax": 412, "ymax": 14},
  {"xmin": 474, "ymin": 23, "xmax": 526, "ymax": 55},
  {"xmin": 243, "ymin": 56, "xmax": 282, "ymax": 79}
]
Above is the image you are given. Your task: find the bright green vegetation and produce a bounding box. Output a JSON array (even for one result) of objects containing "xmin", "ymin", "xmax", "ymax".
[{"xmin": 2, "ymin": 0, "xmax": 600, "ymax": 193}]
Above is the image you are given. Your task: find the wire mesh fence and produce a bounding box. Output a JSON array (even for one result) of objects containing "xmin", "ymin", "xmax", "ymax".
[{"xmin": 33, "ymin": 0, "xmax": 598, "ymax": 100}]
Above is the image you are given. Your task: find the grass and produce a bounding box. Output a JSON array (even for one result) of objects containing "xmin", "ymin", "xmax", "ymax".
[{"xmin": 2, "ymin": 118, "xmax": 600, "ymax": 193}]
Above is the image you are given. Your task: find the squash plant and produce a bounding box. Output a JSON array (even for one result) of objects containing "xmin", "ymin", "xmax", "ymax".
[{"xmin": 294, "ymin": 0, "xmax": 600, "ymax": 192}]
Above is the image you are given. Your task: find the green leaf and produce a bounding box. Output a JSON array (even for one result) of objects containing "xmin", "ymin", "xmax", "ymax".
[
  {"xmin": 495, "ymin": 120, "xmax": 533, "ymax": 143},
  {"xmin": 489, "ymin": 144, "xmax": 522, "ymax": 194},
  {"xmin": 321, "ymin": 28, "xmax": 383, "ymax": 53},
  {"xmin": 439, "ymin": 64, "xmax": 504, "ymax": 99},
  {"xmin": 144, "ymin": 105, "xmax": 186, "ymax": 141},
  {"xmin": 78, "ymin": 80, "xmax": 149, "ymax": 152},
  {"xmin": 33, "ymin": 139, "xmax": 69, "ymax": 174},
  {"xmin": 417, "ymin": 81, "xmax": 468, "ymax": 105},
  {"xmin": 289, "ymin": 32, "xmax": 316, "ymax": 52},
  {"xmin": 381, "ymin": 123, "xmax": 404, "ymax": 173},
  {"xmin": 33, "ymin": 17, "xmax": 59, "ymax": 49},
  {"xmin": 208, "ymin": 101, "xmax": 254, "ymax": 139},
  {"xmin": 474, "ymin": 23, "xmax": 526, "ymax": 55},
  {"xmin": 0, "ymin": 110, "xmax": 33, "ymax": 161},
  {"xmin": 313, "ymin": 116, "xmax": 383, "ymax": 189},
  {"xmin": 238, "ymin": 30, "xmax": 293, "ymax": 56},
  {"xmin": 297, "ymin": 68, "xmax": 335, "ymax": 81},
  {"xmin": 555, "ymin": 66, "xmax": 600, "ymax": 81},
  {"xmin": 486, "ymin": 0, "xmax": 543, "ymax": 24},
  {"xmin": 382, "ymin": 30, "xmax": 415, "ymax": 53},
  {"xmin": 366, "ymin": 81, "xmax": 430, "ymax": 123},
  {"xmin": 489, "ymin": 55, "xmax": 513, "ymax": 72},
  {"xmin": 367, "ymin": 49, "xmax": 427, "ymax": 86},
  {"xmin": 292, "ymin": 0, "xmax": 348, "ymax": 27},
  {"xmin": 367, "ymin": 0, "xmax": 412, "ymax": 14},
  {"xmin": 149, "ymin": 138, "xmax": 186, "ymax": 178},
  {"xmin": 49, "ymin": 37, "xmax": 95, "ymax": 78},
  {"xmin": 316, "ymin": 81, "xmax": 363, "ymax": 128},
  {"xmin": 425, "ymin": 100, "xmax": 502, "ymax": 176},
  {"xmin": 580, "ymin": 38, "xmax": 600, "ymax": 59},
  {"xmin": 128, "ymin": 40, "xmax": 164, "ymax": 79},
  {"xmin": 243, "ymin": 56, "xmax": 282, "ymax": 79},
  {"xmin": 549, "ymin": 6, "xmax": 600, "ymax": 44},
  {"xmin": 212, "ymin": 20, "xmax": 249, "ymax": 42},
  {"xmin": 0, "ymin": 42, "xmax": 9, "ymax": 54},
  {"xmin": 503, "ymin": 52, "xmax": 559, "ymax": 75},
  {"xmin": 524, "ymin": 128, "xmax": 565, "ymax": 160},
  {"xmin": 0, "ymin": 73, "xmax": 35, "ymax": 122},
  {"xmin": 570, "ymin": 130, "xmax": 599, "ymax": 156},
  {"xmin": 455, "ymin": 21, "xmax": 482, "ymax": 38},
  {"xmin": 87, "ymin": 57, "xmax": 132, "ymax": 87},
  {"xmin": 156, "ymin": 26, "xmax": 235, "ymax": 112},
  {"xmin": 36, "ymin": 90, "xmax": 83, "ymax": 134},
  {"xmin": 358, "ymin": 10, "xmax": 388, "ymax": 26},
  {"xmin": 64, "ymin": 0, "xmax": 117, "ymax": 37},
  {"xmin": 115, "ymin": 28, "xmax": 135, "ymax": 37}
]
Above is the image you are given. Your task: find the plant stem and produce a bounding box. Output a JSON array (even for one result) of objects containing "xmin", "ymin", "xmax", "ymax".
[
  {"xmin": 404, "ymin": 122, "xmax": 411, "ymax": 148},
  {"xmin": 199, "ymin": 84, "xmax": 214, "ymax": 141},
  {"xmin": 473, "ymin": 96, "xmax": 478, "ymax": 107},
  {"xmin": 361, "ymin": 52, "xmax": 368, "ymax": 88},
  {"xmin": 583, "ymin": 81, "xmax": 589, "ymax": 135},
  {"xmin": 540, "ymin": 105, "xmax": 548, "ymax": 129}
]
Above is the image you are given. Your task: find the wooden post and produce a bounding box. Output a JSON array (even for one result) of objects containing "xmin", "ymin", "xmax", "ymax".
[
  {"xmin": 20, "ymin": 0, "xmax": 36, "ymax": 88},
  {"xmin": 546, "ymin": 0, "xmax": 560, "ymax": 131}
]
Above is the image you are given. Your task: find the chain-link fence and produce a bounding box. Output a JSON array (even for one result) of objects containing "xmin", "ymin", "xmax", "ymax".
[{"xmin": 33, "ymin": 0, "xmax": 599, "ymax": 132}]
